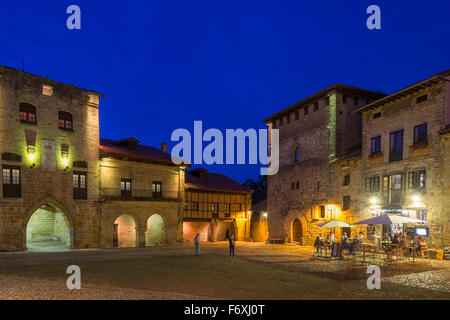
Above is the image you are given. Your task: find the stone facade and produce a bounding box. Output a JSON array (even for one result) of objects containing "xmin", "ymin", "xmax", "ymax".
[
  {"xmin": 263, "ymin": 85, "xmax": 385, "ymax": 245},
  {"xmin": 0, "ymin": 66, "xmax": 187, "ymax": 251},
  {"xmin": 0, "ymin": 66, "xmax": 101, "ymax": 251},
  {"xmin": 358, "ymin": 71, "xmax": 450, "ymax": 249},
  {"xmin": 99, "ymin": 156, "xmax": 185, "ymax": 248}
]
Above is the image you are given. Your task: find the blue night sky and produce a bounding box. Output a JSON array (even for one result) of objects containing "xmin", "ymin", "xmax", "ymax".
[{"xmin": 2, "ymin": 0, "xmax": 449, "ymax": 183}]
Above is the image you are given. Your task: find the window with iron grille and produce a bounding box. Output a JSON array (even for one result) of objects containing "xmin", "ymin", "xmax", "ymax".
[
  {"xmin": 19, "ymin": 103, "xmax": 37, "ymax": 124},
  {"xmin": 73, "ymin": 172, "xmax": 87, "ymax": 200},
  {"xmin": 58, "ymin": 111, "xmax": 73, "ymax": 130},
  {"xmin": 2, "ymin": 165, "xmax": 21, "ymax": 198},
  {"xmin": 413, "ymin": 123, "xmax": 427, "ymax": 145}
]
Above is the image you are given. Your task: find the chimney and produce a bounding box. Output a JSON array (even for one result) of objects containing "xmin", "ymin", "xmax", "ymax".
[{"xmin": 161, "ymin": 142, "xmax": 167, "ymax": 154}]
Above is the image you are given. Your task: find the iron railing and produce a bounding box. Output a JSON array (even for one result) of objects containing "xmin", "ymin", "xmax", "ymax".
[{"xmin": 101, "ymin": 188, "xmax": 180, "ymax": 201}]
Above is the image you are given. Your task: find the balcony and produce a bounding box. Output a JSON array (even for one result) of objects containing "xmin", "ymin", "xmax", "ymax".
[{"xmin": 101, "ymin": 188, "xmax": 180, "ymax": 201}]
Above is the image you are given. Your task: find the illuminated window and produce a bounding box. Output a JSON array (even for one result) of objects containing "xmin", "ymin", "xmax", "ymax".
[
  {"xmin": 235, "ymin": 203, "xmax": 241, "ymax": 211},
  {"xmin": 121, "ymin": 178, "xmax": 132, "ymax": 199},
  {"xmin": 19, "ymin": 103, "xmax": 37, "ymax": 124},
  {"xmin": 58, "ymin": 111, "xmax": 73, "ymax": 131},
  {"xmin": 225, "ymin": 204, "xmax": 231, "ymax": 217},
  {"xmin": 408, "ymin": 171, "xmax": 426, "ymax": 189}
]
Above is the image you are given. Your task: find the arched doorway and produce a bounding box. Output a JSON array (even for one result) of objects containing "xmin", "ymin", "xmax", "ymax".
[
  {"xmin": 113, "ymin": 214, "xmax": 136, "ymax": 248},
  {"xmin": 292, "ymin": 218, "xmax": 303, "ymax": 242},
  {"xmin": 145, "ymin": 214, "xmax": 165, "ymax": 246},
  {"xmin": 26, "ymin": 204, "xmax": 71, "ymax": 252}
]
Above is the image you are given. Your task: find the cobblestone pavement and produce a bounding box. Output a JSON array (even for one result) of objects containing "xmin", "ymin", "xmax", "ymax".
[{"xmin": 0, "ymin": 242, "xmax": 449, "ymax": 299}]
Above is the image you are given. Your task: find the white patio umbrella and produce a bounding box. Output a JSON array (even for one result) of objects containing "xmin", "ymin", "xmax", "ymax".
[
  {"xmin": 316, "ymin": 219, "xmax": 355, "ymax": 228},
  {"xmin": 354, "ymin": 214, "xmax": 423, "ymax": 225}
]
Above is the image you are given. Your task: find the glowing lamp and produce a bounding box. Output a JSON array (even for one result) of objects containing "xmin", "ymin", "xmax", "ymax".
[
  {"xmin": 411, "ymin": 195, "xmax": 420, "ymax": 203},
  {"xmin": 369, "ymin": 197, "xmax": 378, "ymax": 205}
]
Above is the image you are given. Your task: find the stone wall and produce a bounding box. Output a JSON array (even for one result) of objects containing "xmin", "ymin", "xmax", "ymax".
[{"xmin": 0, "ymin": 67, "xmax": 101, "ymax": 251}]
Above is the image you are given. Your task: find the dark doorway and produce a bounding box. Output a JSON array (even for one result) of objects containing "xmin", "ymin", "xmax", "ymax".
[
  {"xmin": 292, "ymin": 219, "xmax": 302, "ymax": 242},
  {"xmin": 113, "ymin": 223, "xmax": 119, "ymax": 247}
]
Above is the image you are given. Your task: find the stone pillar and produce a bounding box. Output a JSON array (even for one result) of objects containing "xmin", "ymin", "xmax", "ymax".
[{"xmin": 136, "ymin": 226, "xmax": 146, "ymax": 248}]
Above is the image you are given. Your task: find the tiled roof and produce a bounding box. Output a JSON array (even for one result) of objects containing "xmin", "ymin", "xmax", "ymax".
[
  {"xmin": 185, "ymin": 169, "xmax": 252, "ymax": 194},
  {"xmin": 100, "ymin": 138, "xmax": 184, "ymax": 166}
]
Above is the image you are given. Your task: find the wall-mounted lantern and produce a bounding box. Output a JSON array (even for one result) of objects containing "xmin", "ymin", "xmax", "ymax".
[
  {"xmin": 61, "ymin": 144, "xmax": 69, "ymax": 171},
  {"xmin": 27, "ymin": 146, "xmax": 36, "ymax": 168}
]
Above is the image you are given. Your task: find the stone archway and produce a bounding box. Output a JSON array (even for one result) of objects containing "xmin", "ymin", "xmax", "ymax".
[
  {"xmin": 113, "ymin": 214, "xmax": 137, "ymax": 248},
  {"xmin": 25, "ymin": 203, "xmax": 72, "ymax": 252},
  {"xmin": 145, "ymin": 214, "xmax": 165, "ymax": 246},
  {"xmin": 292, "ymin": 218, "xmax": 303, "ymax": 242}
]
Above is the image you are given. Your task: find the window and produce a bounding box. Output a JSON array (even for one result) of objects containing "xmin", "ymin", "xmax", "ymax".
[
  {"xmin": 389, "ymin": 130, "xmax": 403, "ymax": 162},
  {"xmin": 296, "ymin": 181, "xmax": 299, "ymax": 189},
  {"xmin": 294, "ymin": 111, "xmax": 299, "ymax": 120},
  {"xmin": 235, "ymin": 203, "xmax": 241, "ymax": 211},
  {"xmin": 416, "ymin": 210, "xmax": 427, "ymax": 222},
  {"xmin": 2, "ymin": 165, "xmax": 21, "ymax": 198},
  {"xmin": 19, "ymin": 103, "xmax": 37, "ymax": 124},
  {"xmin": 416, "ymin": 94, "xmax": 427, "ymax": 104},
  {"xmin": 343, "ymin": 175, "xmax": 350, "ymax": 186},
  {"xmin": 319, "ymin": 205, "xmax": 326, "ymax": 218},
  {"xmin": 304, "ymin": 106, "xmax": 309, "ymax": 115},
  {"xmin": 408, "ymin": 171, "xmax": 426, "ymax": 189},
  {"xmin": 343, "ymin": 95, "xmax": 348, "ymax": 103},
  {"xmin": 212, "ymin": 203, "xmax": 219, "ymax": 218},
  {"xmin": 313, "ymin": 102, "xmax": 318, "ymax": 111},
  {"xmin": 343, "ymin": 196, "xmax": 351, "ymax": 211},
  {"xmin": 354, "ymin": 97, "xmax": 359, "ymax": 105},
  {"xmin": 73, "ymin": 172, "xmax": 87, "ymax": 200},
  {"xmin": 152, "ymin": 181, "xmax": 162, "ymax": 199},
  {"xmin": 287, "ymin": 114, "xmax": 290, "ymax": 123},
  {"xmin": 413, "ymin": 123, "xmax": 427, "ymax": 145},
  {"xmin": 225, "ymin": 204, "xmax": 231, "ymax": 217},
  {"xmin": 373, "ymin": 112, "xmax": 382, "ymax": 119},
  {"xmin": 291, "ymin": 182, "xmax": 295, "ymax": 190},
  {"xmin": 371, "ymin": 136, "xmax": 381, "ymax": 154},
  {"xmin": 365, "ymin": 176, "xmax": 381, "ymax": 192},
  {"xmin": 121, "ymin": 178, "xmax": 132, "ymax": 199},
  {"xmin": 58, "ymin": 111, "xmax": 73, "ymax": 130},
  {"xmin": 315, "ymin": 101, "xmax": 320, "ymax": 111},
  {"xmin": 294, "ymin": 147, "xmax": 300, "ymax": 162},
  {"xmin": 191, "ymin": 201, "xmax": 199, "ymax": 211},
  {"xmin": 73, "ymin": 161, "xmax": 88, "ymax": 168},
  {"xmin": 279, "ymin": 118, "xmax": 283, "ymax": 126},
  {"xmin": 1, "ymin": 153, "xmax": 22, "ymax": 162},
  {"xmin": 389, "ymin": 174, "xmax": 403, "ymax": 204}
]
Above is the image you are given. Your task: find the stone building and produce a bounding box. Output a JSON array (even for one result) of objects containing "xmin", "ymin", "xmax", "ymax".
[
  {"xmin": 183, "ymin": 168, "xmax": 252, "ymax": 242},
  {"xmin": 263, "ymin": 84, "xmax": 385, "ymax": 245},
  {"xmin": 356, "ymin": 70, "xmax": 450, "ymax": 249},
  {"xmin": 0, "ymin": 66, "xmax": 102, "ymax": 251},
  {"xmin": 250, "ymin": 199, "xmax": 269, "ymax": 242},
  {"xmin": 99, "ymin": 138, "xmax": 186, "ymax": 248}
]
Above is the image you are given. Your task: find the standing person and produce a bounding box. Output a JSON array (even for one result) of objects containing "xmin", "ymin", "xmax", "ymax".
[
  {"xmin": 194, "ymin": 233, "xmax": 200, "ymax": 256},
  {"xmin": 330, "ymin": 232, "xmax": 335, "ymax": 243},
  {"xmin": 228, "ymin": 234, "xmax": 235, "ymax": 258}
]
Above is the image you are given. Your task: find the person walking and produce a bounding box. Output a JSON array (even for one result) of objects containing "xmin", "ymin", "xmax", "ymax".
[
  {"xmin": 228, "ymin": 234, "xmax": 235, "ymax": 258},
  {"xmin": 194, "ymin": 233, "xmax": 200, "ymax": 256}
]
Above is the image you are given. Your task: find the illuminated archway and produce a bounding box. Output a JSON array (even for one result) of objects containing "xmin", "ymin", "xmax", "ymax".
[
  {"xmin": 113, "ymin": 214, "xmax": 137, "ymax": 248},
  {"xmin": 145, "ymin": 214, "xmax": 165, "ymax": 246},
  {"xmin": 26, "ymin": 204, "xmax": 71, "ymax": 252}
]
